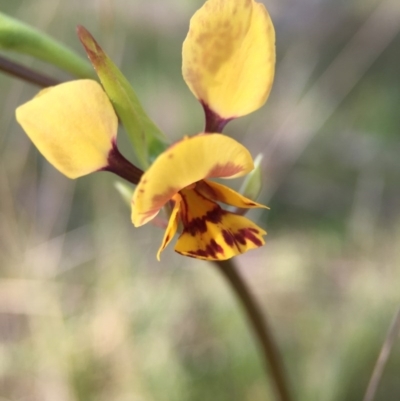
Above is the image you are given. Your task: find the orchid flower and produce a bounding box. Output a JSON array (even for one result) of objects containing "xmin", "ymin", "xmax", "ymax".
[
  {"xmin": 15, "ymin": 0, "xmax": 275, "ymax": 261},
  {"xmin": 132, "ymin": 134, "xmax": 268, "ymax": 260}
]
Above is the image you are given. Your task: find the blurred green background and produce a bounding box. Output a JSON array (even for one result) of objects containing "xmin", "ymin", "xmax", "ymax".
[{"xmin": 1, "ymin": 0, "xmax": 400, "ymax": 400}]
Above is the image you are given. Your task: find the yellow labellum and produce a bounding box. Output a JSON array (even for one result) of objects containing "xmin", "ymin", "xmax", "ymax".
[
  {"xmin": 182, "ymin": 0, "xmax": 275, "ymax": 119},
  {"xmin": 16, "ymin": 79, "xmax": 118, "ymax": 179},
  {"xmin": 174, "ymin": 185, "xmax": 267, "ymax": 260}
]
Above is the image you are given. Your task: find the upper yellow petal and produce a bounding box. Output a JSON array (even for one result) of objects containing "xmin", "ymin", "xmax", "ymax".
[
  {"xmin": 16, "ymin": 79, "xmax": 118, "ymax": 179},
  {"xmin": 182, "ymin": 0, "xmax": 275, "ymax": 119},
  {"xmin": 131, "ymin": 134, "xmax": 254, "ymax": 227}
]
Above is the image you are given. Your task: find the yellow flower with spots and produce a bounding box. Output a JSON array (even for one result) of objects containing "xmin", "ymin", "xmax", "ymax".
[
  {"xmin": 132, "ymin": 134, "xmax": 268, "ymax": 260},
  {"xmin": 15, "ymin": 0, "xmax": 275, "ymax": 261}
]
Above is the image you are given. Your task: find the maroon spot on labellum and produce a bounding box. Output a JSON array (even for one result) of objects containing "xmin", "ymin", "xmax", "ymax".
[
  {"xmin": 246, "ymin": 202, "xmax": 257, "ymax": 206},
  {"xmin": 168, "ymin": 153, "xmax": 174, "ymax": 159},
  {"xmin": 240, "ymin": 228, "xmax": 263, "ymax": 246},
  {"xmin": 183, "ymin": 205, "xmax": 224, "ymax": 236},
  {"xmin": 205, "ymin": 244, "xmax": 217, "ymax": 259},
  {"xmin": 234, "ymin": 233, "xmax": 246, "ymax": 246},
  {"xmin": 187, "ymin": 249, "xmax": 209, "ymax": 258},
  {"xmin": 248, "ymin": 228, "xmax": 259, "ymax": 234},
  {"xmin": 222, "ymin": 229, "xmax": 235, "ymax": 247},
  {"xmin": 186, "ymin": 217, "xmax": 207, "ymax": 236},
  {"xmin": 139, "ymin": 189, "xmax": 144, "ymax": 193},
  {"xmin": 207, "ymin": 206, "xmax": 224, "ymax": 224},
  {"xmin": 209, "ymin": 239, "xmax": 224, "ymax": 254}
]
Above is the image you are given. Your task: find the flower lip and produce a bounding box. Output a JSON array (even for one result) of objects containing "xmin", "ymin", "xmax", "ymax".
[
  {"xmin": 173, "ymin": 184, "xmax": 267, "ymax": 261},
  {"xmin": 131, "ymin": 133, "xmax": 255, "ymax": 227}
]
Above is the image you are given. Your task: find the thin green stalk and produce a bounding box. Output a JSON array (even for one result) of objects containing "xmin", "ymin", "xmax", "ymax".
[{"xmin": 214, "ymin": 259, "xmax": 292, "ymax": 401}]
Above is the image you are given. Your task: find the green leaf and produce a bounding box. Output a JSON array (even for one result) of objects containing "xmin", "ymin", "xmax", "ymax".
[
  {"xmin": 77, "ymin": 26, "xmax": 168, "ymax": 169},
  {"xmin": 239, "ymin": 153, "xmax": 264, "ymax": 201},
  {"xmin": 0, "ymin": 12, "xmax": 94, "ymax": 78}
]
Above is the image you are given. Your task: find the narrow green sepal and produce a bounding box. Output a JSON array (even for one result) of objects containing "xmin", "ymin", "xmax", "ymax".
[
  {"xmin": 77, "ymin": 26, "xmax": 168, "ymax": 169},
  {"xmin": 239, "ymin": 153, "xmax": 264, "ymax": 201},
  {"xmin": 0, "ymin": 12, "xmax": 94, "ymax": 78}
]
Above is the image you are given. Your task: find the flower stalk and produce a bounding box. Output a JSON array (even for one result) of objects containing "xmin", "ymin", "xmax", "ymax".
[
  {"xmin": 0, "ymin": 54, "xmax": 61, "ymax": 87},
  {"xmin": 104, "ymin": 141, "xmax": 143, "ymax": 185},
  {"xmin": 214, "ymin": 259, "xmax": 292, "ymax": 401}
]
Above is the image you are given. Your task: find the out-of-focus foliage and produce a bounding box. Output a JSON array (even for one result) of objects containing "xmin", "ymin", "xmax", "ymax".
[{"xmin": 0, "ymin": 0, "xmax": 399, "ymax": 401}]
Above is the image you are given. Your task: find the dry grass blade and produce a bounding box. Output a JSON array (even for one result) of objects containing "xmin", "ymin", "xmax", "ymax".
[{"xmin": 363, "ymin": 307, "xmax": 400, "ymax": 401}]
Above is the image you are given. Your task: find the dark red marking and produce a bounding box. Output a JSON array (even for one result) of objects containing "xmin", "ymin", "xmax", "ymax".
[
  {"xmin": 202, "ymin": 101, "xmax": 232, "ymax": 133},
  {"xmin": 209, "ymin": 239, "xmax": 224, "ymax": 254},
  {"xmin": 183, "ymin": 205, "xmax": 224, "ymax": 236},
  {"xmin": 240, "ymin": 228, "xmax": 263, "ymax": 246},
  {"xmin": 222, "ymin": 229, "xmax": 235, "ymax": 247},
  {"xmin": 234, "ymin": 233, "xmax": 246, "ymax": 245}
]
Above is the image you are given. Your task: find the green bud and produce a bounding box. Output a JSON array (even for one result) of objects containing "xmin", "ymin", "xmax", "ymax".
[{"xmin": 77, "ymin": 26, "xmax": 168, "ymax": 169}]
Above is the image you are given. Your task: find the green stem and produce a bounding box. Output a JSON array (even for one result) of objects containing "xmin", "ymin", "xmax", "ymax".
[{"xmin": 214, "ymin": 259, "xmax": 292, "ymax": 401}]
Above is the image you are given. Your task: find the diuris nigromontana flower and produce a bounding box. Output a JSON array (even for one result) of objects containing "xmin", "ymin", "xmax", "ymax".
[
  {"xmin": 132, "ymin": 134, "xmax": 268, "ymax": 260},
  {"xmin": 15, "ymin": 0, "xmax": 275, "ymax": 261}
]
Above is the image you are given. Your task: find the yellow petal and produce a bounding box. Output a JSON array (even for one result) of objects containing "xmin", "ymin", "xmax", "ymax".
[
  {"xmin": 131, "ymin": 134, "xmax": 254, "ymax": 227},
  {"xmin": 175, "ymin": 186, "xmax": 266, "ymax": 260},
  {"xmin": 182, "ymin": 0, "xmax": 275, "ymax": 119},
  {"xmin": 16, "ymin": 80, "xmax": 117, "ymax": 179},
  {"xmin": 197, "ymin": 180, "xmax": 268, "ymax": 209},
  {"xmin": 156, "ymin": 194, "xmax": 182, "ymax": 261}
]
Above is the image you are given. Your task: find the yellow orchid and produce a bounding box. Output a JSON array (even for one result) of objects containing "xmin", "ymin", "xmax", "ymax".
[
  {"xmin": 132, "ymin": 134, "xmax": 268, "ymax": 260},
  {"xmin": 15, "ymin": 0, "xmax": 275, "ymax": 261}
]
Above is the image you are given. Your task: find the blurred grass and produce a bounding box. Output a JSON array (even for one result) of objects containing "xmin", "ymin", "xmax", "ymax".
[{"xmin": 1, "ymin": 0, "xmax": 400, "ymax": 400}]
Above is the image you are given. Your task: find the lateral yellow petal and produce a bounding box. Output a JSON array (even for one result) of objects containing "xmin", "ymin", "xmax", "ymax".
[
  {"xmin": 16, "ymin": 80, "xmax": 117, "ymax": 178},
  {"xmin": 175, "ymin": 186, "xmax": 266, "ymax": 260},
  {"xmin": 156, "ymin": 194, "xmax": 181, "ymax": 261},
  {"xmin": 131, "ymin": 134, "xmax": 254, "ymax": 227},
  {"xmin": 197, "ymin": 180, "xmax": 268, "ymax": 209},
  {"xmin": 182, "ymin": 0, "xmax": 275, "ymax": 119}
]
